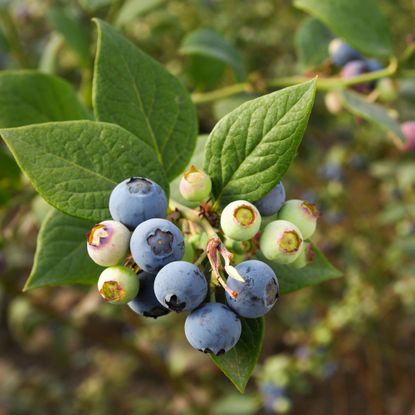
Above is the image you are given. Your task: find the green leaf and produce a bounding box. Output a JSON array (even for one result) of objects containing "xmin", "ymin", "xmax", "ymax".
[
  {"xmin": 294, "ymin": 0, "xmax": 392, "ymax": 57},
  {"xmin": 48, "ymin": 8, "xmax": 91, "ymax": 67},
  {"xmin": 0, "ymin": 71, "xmax": 89, "ymax": 128},
  {"xmin": 114, "ymin": 0, "xmax": 166, "ymax": 27},
  {"xmin": 295, "ymin": 18, "xmax": 332, "ymax": 69},
  {"xmin": 0, "ymin": 120, "xmax": 168, "ymax": 222},
  {"xmin": 25, "ymin": 210, "xmax": 101, "ymax": 290},
  {"xmin": 340, "ymin": 90, "xmax": 405, "ymax": 143},
  {"xmin": 258, "ymin": 245, "xmax": 342, "ymax": 295},
  {"xmin": 186, "ymin": 55, "xmax": 227, "ymax": 90},
  {"xmin": 180, "ymin": 28, "xmax": 246, "ymax": 81},
  {"xmin": 211, "ymin": 317, "xmax": 264, "ymax": 393},
  {"xmin": 204, "ymin": 79, "xmax": 316, "ymax": 207},
  {"xmin": 93, "ymin": 19, "xmax": 197, "ymax": 180}
]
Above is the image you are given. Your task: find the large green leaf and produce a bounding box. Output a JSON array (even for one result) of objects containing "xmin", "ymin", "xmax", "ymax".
[
  {"xmin": 258, "ymin": 245, "xmax": 342, "ymax": 294},
  {"xmin": 93, "ymin": 19, "xmax": 197, "ymax": 180},
  {"xmin": 340, "ymin": 90, "xmax": 405, "ymax": 143},
  {"xmin": 211, "ymin": 317, "xmax": 264, "ymax": 393},
  {"xmin": 180, "ymin": 28, "xmax": 246, "ymax": 81},
  {"xmin": 25, "ymin": 210, "xmax": 101, "ymax": 290},
  {"xmin": 295, "ymin": 18, "xmax": 332, "ymax": 69},
  {"xmin": 48, "ymin": 8, "xmax": 91, "ymax": 68},
  {"xmin": 0, "ymin": 71, "xmax": 88, "ymax": 128},
  {"xmin": 0, "ymin": 121, "xmax": 168, "ymax": 222},
  {"xmin": 204, "ymin": 80, "xmax": 316, "ymax": 207},
  {"xmin": 294, "ymin": 0, "xmax": 392, "ymax": 57}
]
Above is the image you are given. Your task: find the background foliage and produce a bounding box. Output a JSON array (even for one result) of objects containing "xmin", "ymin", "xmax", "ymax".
[{"xmin": 1, "ymin": 0, "xmax": 415, "ymax": 414}]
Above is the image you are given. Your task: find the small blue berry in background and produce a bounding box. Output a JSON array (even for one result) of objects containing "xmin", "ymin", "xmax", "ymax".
[
  {"xmin": 226, "ymin": 260, "xmax": 279, "ymax": 318},
  {"xmin": 154, "ymin": 261, "xmax": 208, "ymax": 312},
  {"xmin": 130, "ymin": 218, "xmax": 184, "ymax": 273},
  {"xmin": 254, "ymin": 182, "xmax": 286, "ymax": 217},
  {"xmin": 365, "ymin": 58, "xmax": 383, "ymax": 72},
  {"xmin": 109, "ymin": 177, "xmax": 167, "ymax": 230},
  {"xmin": 128, "ymin": 272, "xmax": 169, "ymax": 318},
  {"xmin": 328, "ymin": 38, "xmax": 361, "ymax": 67},
  {"xmin": 220, "ymin": 200, "xmax": 261, "ymax": 241},
  {"xmin": 97, "ymin": 265, "xmax": 139, "ymax": 304},
  {"xmin": 86, "ymin": 220, "xmax": 131, "ymax": 266},
  {"xmin": 185, "ymin": 302, "xmax": 242, "ymax": 355}
]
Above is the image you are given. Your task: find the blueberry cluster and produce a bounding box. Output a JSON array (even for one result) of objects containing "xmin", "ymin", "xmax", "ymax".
[
  {"xmin": 86, "ymin": 168, "xmax": 319, "ymax": 356},
  {"xmin": 328, "ymin": 38, "xmax": 384, "ymax": 94}
]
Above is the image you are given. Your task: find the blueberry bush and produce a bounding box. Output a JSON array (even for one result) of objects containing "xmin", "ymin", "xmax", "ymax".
[{"xmin": 1, "ymin": 0, "xmax": 415, "ymax": 413}]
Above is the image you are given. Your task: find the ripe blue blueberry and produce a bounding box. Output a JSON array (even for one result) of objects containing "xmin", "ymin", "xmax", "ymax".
[
  {"xmin": 128, "ymin": 272, "xmax": 169, "ymax": 318},
  {"xmin": 179, "ymin": 165, "xmax": 212, "ymax": 202},
  {"xmin": 184, "ymin": 303, "xmax": 241, "ymax": 355},
  {"xmin": 109, "ymin": 177, "xmax": 167, "ymax": 230},
  {"xmin": 225, "ymin": 260, "xmax": 279, "ymax": 318},
  {"xmin": 87, "ymin": 220, "xmax": 131, "ymax": 266},
  {"xmin": 254, "ymin": 182, "xmax": 286, "ymax": 217},
  {"xmin": 278, "ymin": 199, "xmax": 319, "ymax": 239},
  {"xmin": 220, "ymin": 200, "xmax": 261, "ymax": 241},
  {"xmin": 260, "ymin": 220, "xmax": 303, "ymax": 264},
  {"xmin": 154, "ymin": 261, "xmax": 208, "ymax": 312},
  {"xmin": 97, "ymin": 265, "xmax": 139, "ymax": 304},
  {"xmin": 365, "ymin": 59, "xmax": 383, "ymax": 72},
  {"xmin": 130, "ymin": 218, "xmax": 184, "ymax": 273},
  {"xmin": 328, "ymin": 38, "xmax": 361, "ymax": 67}
]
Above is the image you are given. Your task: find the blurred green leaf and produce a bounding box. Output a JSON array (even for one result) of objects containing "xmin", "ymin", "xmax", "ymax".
[
  {"xmin": 48, "ymin": 8, "xmax": 91, "ymax": 67},
  {"xmin": 115, "ymin": 0, "xmax": 166, "ymax": 27},
  {"xmin": 25, "ymin": 210, "xmax": 101, "ymax": 290},
  {"xmin": 93, "ymin": 19, "xmax": 198, "ymax": 180},
  {"xmin": 212, "ymin": 394, "xmax": 260, "ymax": 415},
  {"xmin": 258, "ymin": 245, "xmax": 342, "ymax": 294},
  {"xmin": 340, "ymin": 90, "xmax": 405, "ymax": 143},
  {"xmin": 204, "ymin": 80, "xmax": 316, "ymax": 207},
  {"xmin": 181, "ymin": 28, "xmax": 246, "ymax": 81},
  {"xmin": 0, "ymin": 71, "xmax": 89, "ymax": 128},
  {"xmin": 1, "ymin": 121, "xmax": 168, "ymax": 222},
  {"xmin": 187, "ymin": 54, "xmax": 227, "ymax": 90},
  {"xmin": 294, "ymin": 0, "xmax": 392, "ymax": 57},
  {"xmin": 211, "ymin": 317, "xmax": 264, "ymax": 393},
  {"xmin": 295, "ymin": 17, "xmax": 332, "ymax": 69},
  {"xmin": 0, "ymin": 146, "xmax": 19, "ymax": 180}
]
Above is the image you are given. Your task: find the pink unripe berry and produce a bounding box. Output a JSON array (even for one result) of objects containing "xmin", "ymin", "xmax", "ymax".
[
  {"xmin": 87, "ymin": 220, "xmax": 131, "ymax": 266},
  {"xmin": 400, "ymin": 121, "xmax": 415, "ymax": 152},
  {"xmin": 179, "ymin": 165, "xmax": 212, "ymax": 202}
]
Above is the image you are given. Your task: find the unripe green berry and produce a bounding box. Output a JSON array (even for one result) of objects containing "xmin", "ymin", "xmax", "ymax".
[
  {"xmin": 278, "ymin": 200, "xmax": 319, "ymax": 239},
  {"xmin": 87, "ymin": 220, "xmax": 131, "ymax": 266},
  {"xmin": 179, "ymin": 165, "xmax": 212, "ymax": 202},
  {"xmin": 260, "ymin": 220, "xmax": 303, "ymax": 264},
  {"xmin": 224, "ymin": 236, "xmax": 253, "ymax": 255},
  {"xmin": 97, "ymin": 266, "xmax": 139, "ymax": 304},
  {"xmin": 220, "ymin": 200, "xmax": 261, "ymax": 241},
  {"xmin": 291, "ymin": 242, "xmax": 314, "ymax": 269}
]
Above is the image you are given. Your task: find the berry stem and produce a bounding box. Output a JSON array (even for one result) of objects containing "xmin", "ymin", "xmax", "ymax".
[
  {"xmin": 191, "ymin": 57, "xmax": 398, "ymax": 104},
  {"xmin": 169, "ymin": 199, "xmax": 218, "ymax": 239}
]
